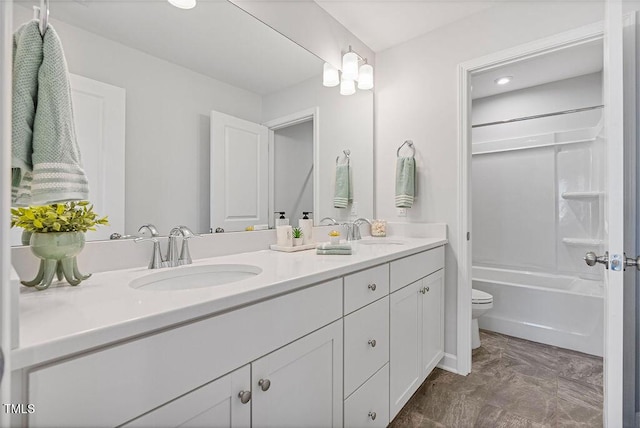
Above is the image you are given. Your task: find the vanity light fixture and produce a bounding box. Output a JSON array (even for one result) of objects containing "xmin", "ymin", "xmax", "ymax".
[
  {"xmin": 323, "ymin": 63, "xmax": 340, "ymax": 87},
  {"xmin": 324, "ymin": 46, "xmax": 374, "ymax": 95},
  {"xmin": 495, "ymin": 76, "xmax": 513, "ymax": 85},
  {"xmin": 168, "ymin": 0, "xmax": 196, "ymax": 9}
]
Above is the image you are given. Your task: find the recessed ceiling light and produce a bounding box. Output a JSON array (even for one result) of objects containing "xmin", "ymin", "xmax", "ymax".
[
  {"xmin": 168, "ymin": 0, "xmax": 196, "ymax": 9},
  {"xmin": 495, "ymin": 76, "xmax": 513, "ymax": 85}
]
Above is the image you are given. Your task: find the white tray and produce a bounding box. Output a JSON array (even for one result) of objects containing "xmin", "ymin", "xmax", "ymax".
[{"xmin": 269, "ymin": 243, "xmax": 316, "ymax": 253}]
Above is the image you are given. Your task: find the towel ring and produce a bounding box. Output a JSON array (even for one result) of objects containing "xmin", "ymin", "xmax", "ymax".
[
  {"xmin": 336, "ymin": 149, "xmax": 351, "ymax": 165},
  {"xmin": 397, "ymin": 140, "xmax": 415, "ymax": 158}
]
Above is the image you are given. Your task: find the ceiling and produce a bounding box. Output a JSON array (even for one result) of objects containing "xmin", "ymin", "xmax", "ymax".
[
  {"xmin": 471, "ymin": 38, "xmax": 603, "ymax": 99},
  {"xmin": 315, "ymin": 0, "xmax": 497, "ymax": 52},
  {"xmin": 19, "ymin": 0, "xmax": 322, "ymax": 96}
]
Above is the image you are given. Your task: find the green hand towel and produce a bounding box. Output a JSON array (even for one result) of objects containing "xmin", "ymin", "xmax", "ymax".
[
  {"xmin": 11, "ymin": 20, "xmax": 43, "ymax": 204},
  {"xmin": 316, "ymin": 249, "xmax": 352, "ymax": 255},
  {"xmin": 334, "ymin": 164, "xmax": 351, "ymax": 208},
  {"xmin": 30, "ymin": 24, "xmax": 89, "ymax": 205},
  {"xmin": 395, "ymin": 157, "xmax": 415, "ymax": 208},
  {"xmin": 316, "ymin": 243, "xmax": 352, "ymax": 251}
]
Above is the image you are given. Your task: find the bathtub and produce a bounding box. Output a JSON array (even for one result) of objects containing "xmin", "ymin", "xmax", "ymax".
[{"xmin": 473, "ymin": 266, "xmax": 603, "ymax": 356}]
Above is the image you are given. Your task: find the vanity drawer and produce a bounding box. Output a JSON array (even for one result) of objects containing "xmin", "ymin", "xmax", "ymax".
[
  {"xmin": 344, "ymin": 363, "xmax": 390, "ymax": 428},
  {"xmin": 390, "ymin": 246, "xmax": 444, "ymax": 292},
  {"xmin": 344, "ymin": 296, "xmax": 389, "ymax": 397},
  {"xmin": 344, "ymin": 263, "xmax": 389, "ymax": 314},
  {"xmin": 27, "ymin": 279, "xmax": 342, "ymax": 428}
]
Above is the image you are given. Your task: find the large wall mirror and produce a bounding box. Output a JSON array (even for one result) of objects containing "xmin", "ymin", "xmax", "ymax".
[{"xmin": 10, "ymin": 0, "xmax": 373, "ymax": 244}]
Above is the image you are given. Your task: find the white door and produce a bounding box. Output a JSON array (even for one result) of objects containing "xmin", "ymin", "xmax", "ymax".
[
  {"xmin": 589, "ymin": 2, "xmax": 636, "ymax": 426},
  {"xmin": 251, "ymin": 320, "xmax": 343, "ymax": 428},
  {"xmin": 210, "ymin": 111, "xmax": 268, "ymax": 232},
  {"xmin": 122, "ymin": 365, "xmax": 251, "ymax": 428}
]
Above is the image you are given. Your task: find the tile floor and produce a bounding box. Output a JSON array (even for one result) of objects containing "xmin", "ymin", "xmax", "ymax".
[{"xmin": 390, "ymin": 330, "xmax": 604, "ymax": 428}]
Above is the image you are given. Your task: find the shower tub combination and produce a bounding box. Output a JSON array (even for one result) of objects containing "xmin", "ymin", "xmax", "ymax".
[{"xmin": 473, "ymin": 266, "xmax": 603, "ymax": 356}]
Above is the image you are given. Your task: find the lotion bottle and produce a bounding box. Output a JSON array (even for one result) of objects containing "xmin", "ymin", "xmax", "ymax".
[
  {"xmin": 275, "ymin": 212, "xmax": 289, "ymax": 227},
  {"xmin": 299, "ymin": 211, "xmax": 314, "ymax": 245}
]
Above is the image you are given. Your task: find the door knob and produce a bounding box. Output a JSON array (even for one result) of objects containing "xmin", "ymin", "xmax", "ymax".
[
  {"xmin": 584, "ymin": 251, "xmax": 609, "ymax": 267},
  {"xmin": 258, "ymin": 378, "xmax": 271, "ymax": 391},
  {"xmin": 238, "ymin": 390, "xmax": 251, "ymax": 404},
  {"xmin": 625, "ymin": 254, "xmax": 640, "ymax": 271}
]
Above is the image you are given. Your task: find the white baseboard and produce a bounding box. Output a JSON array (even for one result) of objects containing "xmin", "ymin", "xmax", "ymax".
[{"xmin": 436, "ymin": 353, "xmax": 458, "ymax": 374}]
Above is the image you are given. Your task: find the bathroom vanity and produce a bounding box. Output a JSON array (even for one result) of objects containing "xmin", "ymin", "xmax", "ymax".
[{"xmin": 11, "ymin": 236, "xmax": 446, "ymax": 427}]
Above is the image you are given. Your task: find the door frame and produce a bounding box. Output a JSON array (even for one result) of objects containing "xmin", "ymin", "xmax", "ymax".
[
  {"xmin": 1, "ymin": 0, "xmax": 13, "ymax": 425},
  {"xmin": 263, "ymin": 107, "xmax": 320, "ymax": 228},
  {"xmin": 456, "ymin": 21, "xmax": 604, "ymax": 377}
]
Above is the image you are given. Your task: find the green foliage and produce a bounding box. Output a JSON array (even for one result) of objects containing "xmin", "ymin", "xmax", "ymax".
[
  {"xmin": 292, "ymin": 227, "xmax": 303, "ymax": 239},
  {"xmin": 11, "ymin": 201, "xmax": 109, "ymax": 233}
]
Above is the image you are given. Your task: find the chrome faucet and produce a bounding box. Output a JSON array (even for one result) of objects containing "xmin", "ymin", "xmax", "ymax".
[
  {"xmin": 319, "ymin": 217, "xmax": 339, "ymax": 225},
  {"xmin": 135, "ymin": 224, "xmax": 200, "ymax": 269},
  {"xmin": 348, "ymin": 218, "xmax": 372, "ymax": 241}
]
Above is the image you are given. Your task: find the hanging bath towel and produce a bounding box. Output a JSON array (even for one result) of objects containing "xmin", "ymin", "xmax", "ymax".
[
  {"xmin": 11, "ymin": 20, "xmax": 43, "ymax": 205},
  {"xmin": 333, "ymin": 164, "xmax": 352, "ymax": 208},
  {"xmin": 395, "ymin": 156, "xmax": 415, "ymax": 208},
  {"xmin": 29, "ymin": 23, "xmax": 89, "ymax": 205}
]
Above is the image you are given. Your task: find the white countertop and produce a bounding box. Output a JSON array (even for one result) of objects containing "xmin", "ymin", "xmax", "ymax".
[{"xmin": 13, "ymin": 236, "xmax": 446, "ymax": 370}]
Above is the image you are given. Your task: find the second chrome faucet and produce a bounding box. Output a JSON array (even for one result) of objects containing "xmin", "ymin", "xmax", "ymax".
[{"xmin": 135, "ymin": 224, "xmax": 200, "ymax": 269}]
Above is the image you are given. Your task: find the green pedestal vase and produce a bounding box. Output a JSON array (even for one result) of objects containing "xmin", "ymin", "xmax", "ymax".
[{"xmin": 21, "ymin": 232, "xmax": 91, "ymax": 291}]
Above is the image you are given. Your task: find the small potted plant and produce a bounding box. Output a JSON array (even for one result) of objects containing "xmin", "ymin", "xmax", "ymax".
[
  {"xmin": 11, "ymin": 201, "xmax": 109, "ymax": 290},
  {"xmin": 328, "ymin": 230, "xmax": 341, "ymax": 245},
  {"xmin": 292, "ymin": 227, "xmax": 304, "ymax": 246}
]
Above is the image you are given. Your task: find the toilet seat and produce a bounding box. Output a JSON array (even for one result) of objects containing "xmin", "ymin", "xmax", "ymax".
[{"xmin": 472, "ymin": 289, "xmax": 493, "ymax": 304}]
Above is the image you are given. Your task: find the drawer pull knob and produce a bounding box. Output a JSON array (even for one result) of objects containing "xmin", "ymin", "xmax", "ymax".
[
  {"xmin": 238, "ymin": 390, "xmax": 251, "ymax": 404},
  {"xmin": 368, "ymin": 339, "xmax": 377, "ymax": 348},
  {"xmin": 368, "ymin": 411, "xmax": 377, "ymax": 420},
  {"xmin": 426, "ymin": 286, "xmax": 430, "ymax": 292},
  {"xmin": 258, "ymin": 378, "xmax": 271, "ymax": 391},
  {"xmin": 368, "ymin": 283, "xmax": 377, "ymax": 291},
  {"xmin": 420, "ymin": 287, "xmax": 426, "ymax": 294}
]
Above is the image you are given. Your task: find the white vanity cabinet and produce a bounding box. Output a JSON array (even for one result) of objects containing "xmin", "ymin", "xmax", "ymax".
[{"xmin": 389, "ymin": 249, "xmax": 445, "ymax": 420}]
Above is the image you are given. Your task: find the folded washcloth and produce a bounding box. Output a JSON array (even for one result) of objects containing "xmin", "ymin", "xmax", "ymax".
[
  {"xmin": 334, "ymin": 164, "xmax": 351, "ymax": 208},
  {"xmin": 317, "ymin": 249, "xmax": 352, "ymax": 255},
  {"xmin": 395, "ymin": 156, "xmax": 415, "ymax": 208},
  {"xmin": 11, "ymin": 20, "xmax": 43, "ymax": 204},
  {"xmin": 317, "ymin": 242, "xmax": 352, "ymax": 251}
]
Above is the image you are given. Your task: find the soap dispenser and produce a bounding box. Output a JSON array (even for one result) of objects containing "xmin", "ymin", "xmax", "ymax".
[
  {"xmin": 275, "ymin": 212, "xmax": 289, "ymax": 227},
  {"xmin": 299, "ymin": 211, "xmax": 313, "ymax": 245}
]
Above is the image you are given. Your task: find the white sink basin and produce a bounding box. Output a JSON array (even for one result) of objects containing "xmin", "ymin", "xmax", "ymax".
[
  {"xmin": 130, "ymin": 264, "xmax": 262, "ymax": 291},
  {"xmin": 358, "ymin": 239, "xmax": 405, "ymax": 246}
]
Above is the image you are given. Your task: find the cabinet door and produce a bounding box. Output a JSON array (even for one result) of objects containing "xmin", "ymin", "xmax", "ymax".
[
  {"xmin": 421, "ymin": 269, "xmax": 445, "ymax": 378},
  {"xmin": 122, "ymin": 365, "xmax": 250, "ymax": 428},
  {"xmin": 389, "ymin": 279, "xmax": 423, "ymax": 419},
  {"xmin": 252, "ymin": 320, "xmax": 343, "ymax": 428}
]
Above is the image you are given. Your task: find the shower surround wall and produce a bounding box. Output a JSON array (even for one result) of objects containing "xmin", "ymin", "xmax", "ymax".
[{"xmin": 471, "ymin": 73, "xmax": 604, "ymax": 355}]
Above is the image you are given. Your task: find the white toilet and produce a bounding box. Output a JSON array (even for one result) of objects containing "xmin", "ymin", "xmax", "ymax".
[{"xmin": 472, "ymin": 289, "xmax": 493, "ymax": 349}]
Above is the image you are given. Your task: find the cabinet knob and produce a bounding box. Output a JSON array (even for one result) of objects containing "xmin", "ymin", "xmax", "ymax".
[
  {"xmin": 419, "ymin": 287, "xmax": 426, "ymax": 294},
  {"xmin": 238, "ymin": 390, "xmax": 251, "ymax": 404},
  {"xmin": 426, "ymin": 286, "xmax": 430, "ymax": 292},
  {"xmin": 368, "ymin": 411, "xmax": 377, "ymax": 420},
  {"xmin": 258, "ymin": 378, "xmax": 271, "ymax": 391},
  {"xmin": 368, "ymin": 339, "xmax": 377, "ymax": 348},
  {"xmin": 368, "ymin": 283, "xmax": 377, "ymax": 291}
]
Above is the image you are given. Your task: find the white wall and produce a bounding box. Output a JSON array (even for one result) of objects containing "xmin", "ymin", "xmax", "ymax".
[
  {"xmin": 262, "ymin": 76, "xmax": 374, "ymax": 224},
  {"xmin": 375, "ymin": 1, "xmax": 604, "ymax": 359},
  {"xmin": 13, "ymin": 6, "xmax": 263, "ymax": 236},
  {"xmin": 274, "ymin": 121, "xmax": 314, "ymax": 227},
  {"xmin": 472, "ymin": 72, "xmax": 603, "ymax": 142}
]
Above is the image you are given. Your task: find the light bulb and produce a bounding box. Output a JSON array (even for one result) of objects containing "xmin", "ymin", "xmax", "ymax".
[
  {"xmin": 168, "ymin": 0, "xmax": 196, "ymax": 9},
  {"xmin": 358, "ymin": 64, "xmax": 374, "ymax": 90},
  {"xmin": 340, "ymin": 77, "xmax": 355, "ymax": 96},
  {"xmin": 342, "ymin": 51, "xmax": 359, "ymax": 81},
  {"xmin": 323, "ymin": 63, "xmax": 339, "ymax": 87},
  {"xmin": 494, "ymin": 76, "xmax": 512, "ymax": 85}
]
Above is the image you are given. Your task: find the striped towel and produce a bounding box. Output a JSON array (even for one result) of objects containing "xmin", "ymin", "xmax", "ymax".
[
  {"xmin": 395, "ymin": 157, "xmax": 415, "ymax": 208},
  {"xmin": 12, "ymin": 22, "xmax": 89, "ymax": 206},
  {"xmin": 11, "ymin": 21, "xmax": 42, "ymax": 204}
]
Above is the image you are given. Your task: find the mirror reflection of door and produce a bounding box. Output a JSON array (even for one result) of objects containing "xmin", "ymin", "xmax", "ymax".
[{"xmin": 273, "ymin": 120, "xmax": 313, "ymax": 229}]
